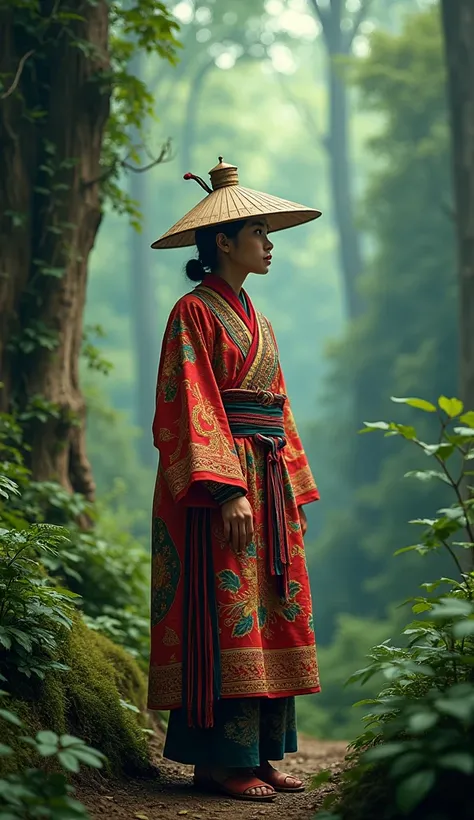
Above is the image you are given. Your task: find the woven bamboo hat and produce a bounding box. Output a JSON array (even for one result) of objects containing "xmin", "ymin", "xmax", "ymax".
[{"xmin": 151, "ymin": 157, "xmax": 322, "ymax": 249}]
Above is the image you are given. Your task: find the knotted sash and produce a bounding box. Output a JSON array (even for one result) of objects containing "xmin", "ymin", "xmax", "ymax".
[{"xmin": 222, "ymin": 388, "xmax": 291, "ymax": 600}]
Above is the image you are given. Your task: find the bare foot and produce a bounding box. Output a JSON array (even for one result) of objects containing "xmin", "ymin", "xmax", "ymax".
[
  {"xmin": 194, "ymin": 766, "xmax": 276, "ymax": 798},
  {"xmin": 254, "ymin": 761, "xmax": 305, "ymax": 791}
]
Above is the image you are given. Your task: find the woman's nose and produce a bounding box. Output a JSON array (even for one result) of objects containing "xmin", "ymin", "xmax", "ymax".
[{"xmin": 265, "ymin": 238, "xmax": 274, "ymax": 251}]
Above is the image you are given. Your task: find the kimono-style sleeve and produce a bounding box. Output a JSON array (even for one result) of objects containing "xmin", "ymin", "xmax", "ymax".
[
  {"xmin": 279, "ymin": 367, "xmax": 320, "ymax": 508},
  {"xmin": 152, "ymin": 295, "xmax": 247, "ymax": 506}
]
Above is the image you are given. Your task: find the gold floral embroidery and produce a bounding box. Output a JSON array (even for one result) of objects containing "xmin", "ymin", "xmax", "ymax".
[
  {"xmin": 194, "ymin": 286, "xmax": 252, "ymax": 357},
  {"xmin": 213, "ymin": 339, "xmax": 230, "ymax": 383},
  {"xmin": 164, "ymin": 379, "xmax": 244, "ymax": 498},
  {"xmin": 147, "ymin": 646, "xmax": 320, "ymax": 710},
  {"xmin": 163, "ymin": 627, "xmax": 180, "ymax": 646},
  {"xmin": 157, "ymin": 317, "xmax": 199, "ymax": 403},
  {"xmin": 220, "ymin": 645, "xmax": 320, "ymax": 696},
  {"xmin": 290, "ymin": 467, "xmax": 318, "ymax": 499},
  {"xmin": 262, "ymin": 699, "xmax": 296, "ymax": 741},
  {"xmin": 284, "ymin": 404, "xmax": 305, "ymax": 458},
  {"xmin": 224, "ymin": 701, "xmax": 259, "ymax": 748},
  {"xmin": 242, "ymin": 312, "xmax": 279, "ymax": 391},
  {"xmin": 217, "ymin": 562, "xmax": 305, "ymax": 640}
]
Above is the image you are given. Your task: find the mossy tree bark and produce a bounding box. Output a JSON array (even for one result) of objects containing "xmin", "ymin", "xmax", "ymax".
[{"xmin": 0, "ymin": 1, "xmax": 110, "ymax": 499}]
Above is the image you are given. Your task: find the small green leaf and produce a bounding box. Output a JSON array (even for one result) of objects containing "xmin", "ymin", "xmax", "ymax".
[
  {"xmin": 59, "ymin": 734, "xmax": 82, "ymax": 747},
  {"xmin": 408, "ymin": 711, "xmax": 438, "ymax": 733},
  {"xmin": 363, "ymin": 742, "xmax": 404, "ymax": 762},
  {"xmin": 396, "ymin": 770, "xmax": 435, "ymax": 813},
  {"xmin": 70, "ymin": 748, "xmax": 105, "ymax": 768},
  {"xmin": 390, "ymin": 423, "xmax": 416, "ymax": 439},
  {"xmin": 453, "ymin": 620, "xmax": 474, "ymax": 638},
  {"xmin": 438, "ymin": 753, "xmax": 474, "ymax": 775},
  {"xmin": 37, "ymin": 744, "xmax": 58, "ymax": 757},
  {"xmin": 412, "ymin": 602, "xmax": 432, "ymax": 614},
  {"xmin": 0, "ymin": 743, "xmax": 13, "ymax": 756},
  {"xmin": 360, "ymin": 421, "xmax": 390, "ymax": 432},
  {"xmin": 0, "ymin": 709, "xmax": 23, "ymax": 727},
  {"xmin": 36, "ymin": 730, "xmax": 59, "ymax": 745},
  {"xmin": 439, "ymin": 396, "xmax": 464, "ymax": 417},
  {"xmin": 391, "ymin": 396, "xmax": 436, "ymax": 412},
  {"xmin": 460, "ymin": 411, "xmax": 474, "ymax": 428},
  {"xmin": 405, "ymin": 470, "xmax": 450, "ymax": 484},
  {"xmin": 58, "ymin": 750, "xmax": 80, "ymax": 772},
  {"xmin": 308, "ymin": 769, "xmax": 332, "ymax": 790},
  {"xmin": 119, "ymin": 699, "xmax": 140, "ymax": 713},
  {"xmin": 452, "ymin": 427, "xmax": 474, "ymax": 438}
]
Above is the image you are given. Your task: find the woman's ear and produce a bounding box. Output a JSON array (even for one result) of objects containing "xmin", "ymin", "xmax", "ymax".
[{"xmin": 216, "ymin": 232, "xmax": 230, "ymax": 253}]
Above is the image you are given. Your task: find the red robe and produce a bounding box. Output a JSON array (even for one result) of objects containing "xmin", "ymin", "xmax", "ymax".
[{"xmin": 147, "ymin": 275, "xmax": 320, "ymax": 722}]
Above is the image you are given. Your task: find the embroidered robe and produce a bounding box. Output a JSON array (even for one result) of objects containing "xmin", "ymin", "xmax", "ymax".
[{"xmin": 147, "ymin": 275, "xmax": 320, "ymax": 718}]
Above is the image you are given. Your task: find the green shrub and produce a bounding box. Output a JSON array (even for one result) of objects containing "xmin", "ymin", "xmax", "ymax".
[
  {"xmin": 313, "ymin": 395, "xmax": 474, "ymax": 820},
  {"xmin": 0, "ymin": 411, "xmax": 150, "ymax": 669},
  {"xmin": 0, "ymin": 684, "xmax": 105, "ymax": 819},
  {"xmin": 0, "ymin": 418, "xmax": 151, "ymax": 780}
]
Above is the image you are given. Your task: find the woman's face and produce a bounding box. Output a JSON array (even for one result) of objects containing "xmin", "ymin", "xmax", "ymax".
[{"xmin": 218, "ymin": 218, "xmax": 274, "ymax": 275}]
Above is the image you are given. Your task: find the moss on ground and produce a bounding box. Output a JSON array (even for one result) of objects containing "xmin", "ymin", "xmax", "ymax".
[{"xmin": 1, "ymin": 612, "xmax": 150, "ymax": 778}]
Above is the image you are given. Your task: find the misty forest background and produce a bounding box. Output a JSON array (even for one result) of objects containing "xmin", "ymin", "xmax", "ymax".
[{"xmin": 82, "ymin": 0, "xmax": 453, "ymax": 739}]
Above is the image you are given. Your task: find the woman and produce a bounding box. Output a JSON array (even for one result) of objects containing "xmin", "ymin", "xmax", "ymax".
[{"xmin": 148, "ymin": 158, "xmax": 322, "ymax": 802}]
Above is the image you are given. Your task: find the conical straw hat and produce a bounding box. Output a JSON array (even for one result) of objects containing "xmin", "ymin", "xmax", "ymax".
[{"xmin": 151, "ymin": 157, "xmax": 322, "ymax": 249}]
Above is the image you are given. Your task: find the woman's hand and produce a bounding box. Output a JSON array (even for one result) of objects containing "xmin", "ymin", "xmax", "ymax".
[
  {"xmin": 222, "ymin": 496, "xmax": 254, "ymax": 552},
  {"xmin": 298, "ymin": 505, "xmax": 308, "ymax": 538}
]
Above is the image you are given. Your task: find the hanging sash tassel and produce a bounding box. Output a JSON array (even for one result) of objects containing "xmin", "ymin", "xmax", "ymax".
[
  {"xmin": 221, "ymin": 389, "xmax": 292, "ymax": 603},
  {"xmin": 183, "ymin": 508, "xmax": 221, "ymax": 729},
  {"xmin": 256, "ymin": 433, "xmax": 291, "ymax": 600}
]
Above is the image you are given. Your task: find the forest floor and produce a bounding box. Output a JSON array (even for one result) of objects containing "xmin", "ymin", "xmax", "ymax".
[{"xmin": 76, "ymin": 730, "xmax": 348, "ymax": 820}]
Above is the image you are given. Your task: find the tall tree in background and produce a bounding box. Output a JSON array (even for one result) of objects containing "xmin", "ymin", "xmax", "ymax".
[
  {"xmin": 440, "ymin": 1, "xmax": 474, "ymax": 414},
  {"xmin": 307, "ymin": 0, "xmax": 372, "ymax": 318},
  {"xmin": 0, "ymin": 0, "xmax": 179, "ymax": 496}
]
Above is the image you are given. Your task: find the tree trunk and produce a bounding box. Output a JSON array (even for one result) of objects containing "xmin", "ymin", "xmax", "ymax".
[
  {"xmin": 312, "ymin": 0, "xmax": 364, "ymax": 320},
  {"xmin": 181, "ymin": 59, "xmax": 215, "ymax": 173},
  {"xmin": 0, "ymin": 1, "xmax": 110, "ymax": 499},
  {"xmin": 440, "ymin": 0, "xmax": 474, "ymax": 414},
  {"xmin": 326, "ymin": 35, "xmax": 363, "ymax": 319}
]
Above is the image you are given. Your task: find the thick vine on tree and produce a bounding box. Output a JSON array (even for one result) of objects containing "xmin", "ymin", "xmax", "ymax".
[{"xmin": 0, "ymin": 0, "xmax": 179, "ymax": 498}]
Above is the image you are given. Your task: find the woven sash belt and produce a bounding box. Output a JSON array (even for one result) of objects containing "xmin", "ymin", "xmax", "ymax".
[{"xmin": 222, "ymin": 388, "xmax": 291, "ymax": 601}]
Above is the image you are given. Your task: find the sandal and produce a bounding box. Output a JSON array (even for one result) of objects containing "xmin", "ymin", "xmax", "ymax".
[
  {"xmin": 193, "ymin": 772, "xmax": 277, "ymax": 802},
  {"xmin": 254, "ymin": 764, "xmax": 305, "ymax": 793}
]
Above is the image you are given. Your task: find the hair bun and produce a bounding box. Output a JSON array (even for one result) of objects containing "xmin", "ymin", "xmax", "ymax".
[{"xmin": 185, "ymin": 257, "xmax": 206, "ymax": 282}]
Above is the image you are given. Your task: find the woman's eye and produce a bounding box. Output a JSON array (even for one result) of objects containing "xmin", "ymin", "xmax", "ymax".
[{"xmin": 255, "ymin": 229, "xmax": 263, "ymax": 235}]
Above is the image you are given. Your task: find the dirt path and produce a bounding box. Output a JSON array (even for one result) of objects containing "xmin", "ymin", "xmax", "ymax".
[{"xmin": 77, "ymin": 734, "xmax": 347, "ymax": 820}]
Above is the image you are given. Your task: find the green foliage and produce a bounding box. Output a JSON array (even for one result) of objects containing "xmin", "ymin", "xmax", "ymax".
[
  {"xmin": 314, "ymin": 396, "xmax": 474, "ymax": 820},
  {"xmin": 0, "ymin": 687, "xmax": 104, "ymax": 819},
  {"xmin": 0, "ymin": 440, "xmax": 151, "ymax": 816},
  {"xmin": 1, "ymin": 409, "xmax": 151, "ymax": 668}
]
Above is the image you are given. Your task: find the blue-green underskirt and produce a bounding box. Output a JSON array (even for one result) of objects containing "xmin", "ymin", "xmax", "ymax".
[{"xmin": 163, "ymin": 696, "xmax": 297, "ymax": 766}]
